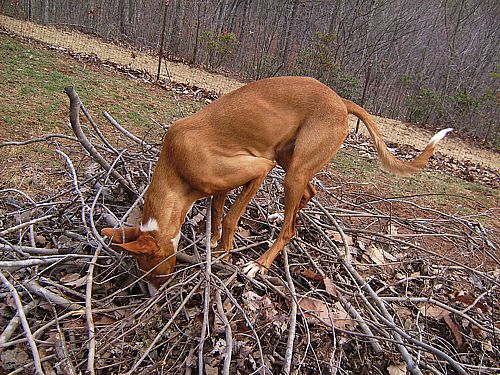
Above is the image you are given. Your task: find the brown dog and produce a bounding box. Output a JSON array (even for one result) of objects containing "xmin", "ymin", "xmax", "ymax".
[{"xmin": 102, "ymin": 76, "xmax": 451, "ymax": 287}]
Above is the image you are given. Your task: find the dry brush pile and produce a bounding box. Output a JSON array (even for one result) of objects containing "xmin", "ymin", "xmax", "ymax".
[{"xmin": 0, "ymin": 88, "xmax": 498, "ymax": 374}]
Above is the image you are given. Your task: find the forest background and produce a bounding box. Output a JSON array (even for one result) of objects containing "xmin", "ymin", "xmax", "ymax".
[{"xmin": 1, "ymin": 0, "xmax": 499, "ymax": 146}]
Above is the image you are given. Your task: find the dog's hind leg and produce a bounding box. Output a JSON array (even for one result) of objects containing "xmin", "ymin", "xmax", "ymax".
[
  {"xmin": 245, "ymin": 117, "xmax": 348, "ymax": 276},
  {"xmin": 210, "ymin": 192, "xmax": 227, "ymax": 248}
]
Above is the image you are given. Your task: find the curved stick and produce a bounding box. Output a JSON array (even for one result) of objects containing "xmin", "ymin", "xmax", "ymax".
[
  {"xmin": 85, "ymin": 244, "xmax": 101, "ymax": 375},
  {"xmin": 283, "ymin": 247, "xmax": 297, "ymax": 375},
  {"xmin": 199, "ymin": 197, "xmax": 213, "ymax": 374},
  {"xmin": 103, "ymin": 111, "xmax": 159, "ymax": 154},
  {"xmin": 64, "ymin": 87, "xmax": 136, "ymax": 195},
  {"xmin": 309, "ymin": 201, "xmax": 423, "ymax": 375}
]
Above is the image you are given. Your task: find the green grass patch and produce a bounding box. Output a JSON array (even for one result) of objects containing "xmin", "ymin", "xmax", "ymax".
[
  {"xmin": 330, "ymin": 150, "xmax": 497, "ymax": 223},
  {"xmin": 0, "ymin": 34, "xmax": 201, "ymax": 194},
  {"xmin": 0, "ymin": 34, "xmax": 197, "ymax": 138}
]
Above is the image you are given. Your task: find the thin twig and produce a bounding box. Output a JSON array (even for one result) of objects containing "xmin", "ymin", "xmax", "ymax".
[
  {"xmin": 25, "ymin": 279, "xmax": 84, "ymax": 311},
  {"xmin": 0, "ymin": 270, "xmax": 44, "ymax": 375},
  {"xmin": 127, "ymin": 279, "xmax": 203, "ymax": 374},
  {"xmin": 0, "ymin": 214, "xmax": 54, "ymax": 237},
  {"xmin": 199, "ymin": 197, "xmax": 212, "ymax": 374},
  {"xmin": 64, "ymin": 86, "xmax": 136, "ymax": 195},
  {"xmin": 103, "ymin": 111, "xmax": 159, "ymax": 154},
  {"xmin": 310, "ymin": 199, "xmax": 423, "ymax": 375},
  {"xmin": 215, "ymin": 288, "xmax": 232, "ymax": 375},
  {"xmin": 0, "ymin": 134, "xmax": 78, "ymax": 148},
  {"xmin": 0, "ymin": 299, "xmax": 38, "ymax": 345},
  {"xmin": 85, "ymin": 244, "xmax": 101, "ymax": 375},
  {"xmin": 283, "ymin": 246, "xmax": 297, "ymax": 375}
]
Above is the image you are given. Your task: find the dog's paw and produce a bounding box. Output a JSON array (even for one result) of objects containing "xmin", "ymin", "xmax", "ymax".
[
  {"xmin": 212, "ymin": 249, "xmax": 231, "ymax": 262},
  {"xmin": 210, "ymin": 238, "xmax": 219, "ymax": 248},
  {"xmin": 267, "ymin": 212, "xmax": 284, "ymax": 223},
  {"xmin": 243, "ymin": 261, "xmax": 267, "ymax": 278}
]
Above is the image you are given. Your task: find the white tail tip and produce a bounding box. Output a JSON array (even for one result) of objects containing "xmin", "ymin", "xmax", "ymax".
[{"xmin": 428, "ymin": 128, "xmax": 453, "ymax": 146}]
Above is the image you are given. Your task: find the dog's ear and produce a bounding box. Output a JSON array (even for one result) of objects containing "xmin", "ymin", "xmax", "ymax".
[
  {"xmin": 111, "ymin": 235, "xmax": 159, "ymax": 255},
  {"xmin": 101, "ymin": 227, "xmax": 139, "ymax": 244}
]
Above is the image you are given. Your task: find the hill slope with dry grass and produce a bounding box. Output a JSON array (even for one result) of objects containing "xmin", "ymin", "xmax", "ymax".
[{"xmin": 1, "ymin": 14, "xmax": 498, "ymax": 171}]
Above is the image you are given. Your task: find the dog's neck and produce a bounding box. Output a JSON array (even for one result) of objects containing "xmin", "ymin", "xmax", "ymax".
[{"xmin": 141, "ymin": 172, "xmax": 195, "ymax": 256}]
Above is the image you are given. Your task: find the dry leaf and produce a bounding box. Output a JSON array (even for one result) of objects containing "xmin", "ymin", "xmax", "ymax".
[
  {"xmin": 267, "ymin": 212, "xmax": 284, "ymax": 223},
  {"xmin": 204, "ymin": 364, "xmax": 218, "ymax": 375},
  {"xmin": 300, "ymin": 268, "xmax": 323, "ymax": 282},
  {"xmin": 364, "ymin": 244, "xmax": 397, "ymax": 265},
  {"xmin": 323, "ymin": 277, "xmax": 338, "ymax": 298},
  {"xmin": 394, "ymin": 306, "xmax": 413, "ymax": 320},
  {"xmin": 242, "ymin": 291, "xmax": 263, "ymax": 312},
  {"xmin": 61, "ymin": 273, "xmax": 86, "ymax": 287},
  {"xmin": 418, "ymin": 304, "xmax": 448, "ymax": 319},
  {"xmin": 418, "ymin": 303, "xmax": 463, "ymax": 348},
  {"xmin": 442, "ymin": 313, "xmax": 463, "ymax": 349},
  {"xmin": 299, "ymin": 297, "xmax": 355, "ymax": 331},
  {"xmin": 62, "ymin": 319, "xmax": 85, "ymax": 332},
  {"xmin": 93, "ymin": 315, "xmax": 117, "ymax": 325},
  {"xmin": 237, "ymin": 227, "xmax": 252, "ymax": 238},
  {"xmin": 325, "ymin": 229, "xmax": 353, "ymax": 245},
  {"xmin": 357, "ymin": 239, "xmax": 368, "ymax": 251},
  {"xmin": 126, "ymin": 205, "xmax": 142, "ymax": 226},
  {"xmin": 387, "ymin": 363, "xmax": 406, "ymax": 375},
  {"xmin": 454, "ymin": 292, "xmax": 488, "ymax": 314},
  {"xmin": 331, "ymin": 301, "xmax": 356, "ymax": 330},
  {"xmin": 242, "ymin": 291, "xmax": 279, "ymax": 324},
  {"xmin": 299, "ymin": 296, "xmax": 331, "ymax": 325},
  {"xmin": 35, "ymin": 235, "xmax": 47, "ymax": 245},
  {"xmin": 1, "ymin": 348, "xmax": 30, "ymax": 372},
  {"xmin": 482, "ymin": 339, "xmax": 493, "ymax": 352},
  {"xmin": 189, "ymin": 213, "xmax": 204, "ymax": 225}
]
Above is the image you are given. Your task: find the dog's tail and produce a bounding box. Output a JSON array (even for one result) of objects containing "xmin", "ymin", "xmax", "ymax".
[{"xmin": 342, "ymin": 99, "xmax": 452, "ymax": 176}]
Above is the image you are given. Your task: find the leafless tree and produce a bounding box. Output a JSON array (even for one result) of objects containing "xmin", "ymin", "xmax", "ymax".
[{"xmin": 1, "ymin": 0, "xmax": 498, "ymax": 142}]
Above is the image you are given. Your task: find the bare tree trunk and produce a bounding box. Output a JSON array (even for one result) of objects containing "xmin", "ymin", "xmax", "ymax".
[
  {"xmin": 167, "ymin": 0, "xmax": 182, "ymax": 55},
  {"xmin": 279, "ymin": 0, "xmax": 299, "ymax": 71},
  {"xmin": 27, "ymin": 0, "xmax": 33, "ymax": 22},
  {"xmin": 157, "ymin": 0, "xmax": 170, "ymax": 80},
  {"xmin": 227, "ymin": 0, "xmax": 240, "ymax": 32},
  {"xmin": 118, "ymin": 0, "xmax": 130, "ymax": 36},
  {"xmin": 192, "ymin": 0, "xmax": 203, "ymax": 64},
  {"xmin": 359, "ymin": 0, "xmax": 376, "ymax": 73},
  {"xmin": 236, "ymin": 0, "xmax": 251, "ymax": 67},
  {"xmin": 215, "ymin": 0, "xmax": 229, "ymax": 34},
  {"xmin": 42, "ymin": 0, "xmax": 49, "ymax": 24}
]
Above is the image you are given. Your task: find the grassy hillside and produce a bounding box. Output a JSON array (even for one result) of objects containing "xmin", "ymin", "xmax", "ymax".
[
  {"xmin": 0, "ymin": 34, "xmax": 202, "ymax": 193},
  {"xmin": 0, "ymin": 34, "xmax": 497, "ymax": 216}
]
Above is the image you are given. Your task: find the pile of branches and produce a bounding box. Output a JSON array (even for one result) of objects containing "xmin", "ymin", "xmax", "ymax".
[{"xmin": 0, "ymin": 88, "xmax": 498, "ymax": 374}]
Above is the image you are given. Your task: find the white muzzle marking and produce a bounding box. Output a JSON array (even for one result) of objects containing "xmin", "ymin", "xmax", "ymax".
[
  {"xmin": 140, "ymin": 218, "xmax": 159, "ymax": 232},
  {"xmin": 171, "ymin": 231, "xmax": 181, "ymax": 252}
]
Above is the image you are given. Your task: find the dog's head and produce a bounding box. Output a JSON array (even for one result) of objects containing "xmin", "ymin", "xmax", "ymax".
[{"xmin": 101, "ymin": 226, "xmax": 176, "ymax": 288}]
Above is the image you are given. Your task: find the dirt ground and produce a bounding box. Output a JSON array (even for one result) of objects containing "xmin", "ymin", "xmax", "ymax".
[{"xmin": 0, "ymin": 14, "xmax": 499, "ymax": 171}]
